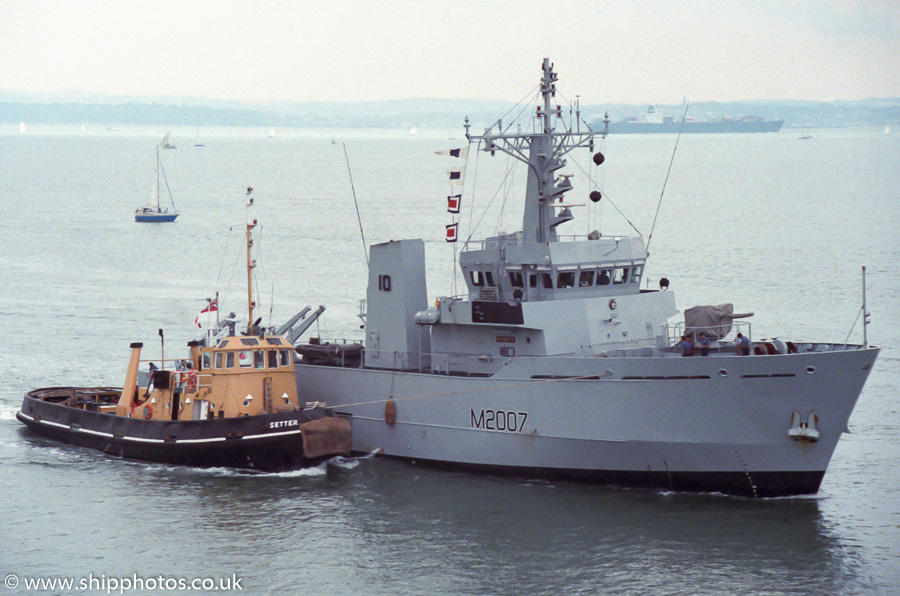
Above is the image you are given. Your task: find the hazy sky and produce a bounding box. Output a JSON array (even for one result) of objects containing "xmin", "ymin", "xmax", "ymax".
[{"xmin": 2, "ymin": 0, "xmax": 898, "ymax": 104}]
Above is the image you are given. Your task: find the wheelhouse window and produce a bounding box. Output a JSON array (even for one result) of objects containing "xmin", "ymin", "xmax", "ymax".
[
  {"xmin": 254, "ymin": 350, "xmax": 265, "ymax": 368},
  {"xmin": 279, "ymin": 350, "xmax": 291, "ymax": 366},
  {"xmin": 238, "ymin": 351, "xmax": 252, "ymax": 368},
  {"xmin": 470, "ymin": 271, "xmax": 484, "ymax": 287},
  {"xmin": 579, "ymin": 270, "xmax": 595, "ymax": 287},
  {"xmin": 215, "ymin": 353, "xmax": 223, "ymax": 369},
  {"xmin": 597, "ymin": 269, "xmax": 611, "ymax": 286},
  {"xmin": 508, "ymin": 271, "xmax": 524, "ymax": 288},
  {"xmin": 225, "ymin": 352, "xmax": 235, "ymax": 368},
  {"xmin": 202, "ymin": 353, "xmax": 211, "ymax": 369},
  {"xmin": 557, "ymin": 270, "xmax": 576, "ymax": 289},
  {"xmin": 613, "ymin": 267, "xmax": 629, "ymax": 284},
  {"xmin": 632, "ymin": 265, "xmax": 643, "ymax": 284},
  {"xmin": 268, "ymin": 350, "xmax": 278, "ymax": 368},
  {"xmin": 484, "ymin": 271, "xmax": 495, "ymax": 287},
  {"xmin": 541, "ymin": 272, "xmax": 553, "ymax": 289},
  {"xmin": 529, "ymin": 274, "xmax": 537, "ymax": 288}
]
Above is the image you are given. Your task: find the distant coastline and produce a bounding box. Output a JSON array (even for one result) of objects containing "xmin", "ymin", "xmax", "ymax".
[{"xmin": 1, "ymin": 93, "xmax": 897, "ymax": 129}]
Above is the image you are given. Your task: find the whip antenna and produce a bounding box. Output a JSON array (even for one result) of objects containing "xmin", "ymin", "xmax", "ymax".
[
  {"xmin": 343, "ymin": 143, "xmax": 369, "ymax": 267},
  {"xmin": 646, "ymin": 102, "xmax": 689, "ymax": 253}
]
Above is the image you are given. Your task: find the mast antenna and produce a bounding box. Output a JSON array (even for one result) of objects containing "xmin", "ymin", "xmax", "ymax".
[
  {"xmin": 646, "ymin": 101, "xmax": 690, "ymax": 254},
  {"xmin": 343, "ymin": 143, "xmax": 369, "ymax": 268}
]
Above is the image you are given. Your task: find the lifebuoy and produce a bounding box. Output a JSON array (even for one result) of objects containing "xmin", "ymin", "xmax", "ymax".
[
  {"xmin": 143, "ymin": 405, "xmax": 153, "ymax": 419},
  {"xmin": 186, "ymin": 370, "xmax": 198, "ymax": 392}
]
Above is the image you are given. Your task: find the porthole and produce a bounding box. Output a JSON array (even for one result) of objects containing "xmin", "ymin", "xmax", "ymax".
[
  {"xmin": 806, "ymin": 366, "xmax": 817, "ymax": 375},
  {"xmin": 718, "ymin": 369, "xmax": 728, "ymax": 378}
]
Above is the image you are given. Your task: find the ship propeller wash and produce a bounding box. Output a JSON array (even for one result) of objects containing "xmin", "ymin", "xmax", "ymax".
[{"xmin": 293, "ymin": 59, "xmax": 878, "ymax": 497}]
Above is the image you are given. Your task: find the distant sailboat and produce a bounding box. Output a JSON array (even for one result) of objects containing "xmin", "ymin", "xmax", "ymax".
[
  {"xmin": 268, "ymin": 128, "xmax": 275, "ymax": 138},
  {"xmin": 194, "ymin": 129, "xmax": 204, "ymax": 147},
  {"xmin": 81, "ymin": 124, "xmax": 87, "ymax": 132},
  {"xmin": 409, "ymin": 126, "xmax": 417, "ymax": 136},
  {"xmin": 19, "ymin": 122, "xmax": 26, "ymax": 133},
  {"xmin": 135, "ymin": 140, "xmax": 179, "ymax": 223},
  {"xmin": 885, "ymin": 124, "xmax": 892, "ymax": 135},
  {"xmin": 162, "ymin": 131, "xmax": 177, "ymax": 149}
]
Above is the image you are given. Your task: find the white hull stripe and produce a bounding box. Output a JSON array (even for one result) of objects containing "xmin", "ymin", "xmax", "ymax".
[{"xmin": 21, "ymin": 412, "xmax": 303, "ymax": 443}]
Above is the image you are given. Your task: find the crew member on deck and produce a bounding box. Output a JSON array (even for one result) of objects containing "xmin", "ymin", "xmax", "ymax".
[
  {"xmin": 698, "ymin": 332, "xmax": 710, "ymax": 357},
  {"xmin": 735, "ymin": 333, "xmax": 751, "ymax": 356}
]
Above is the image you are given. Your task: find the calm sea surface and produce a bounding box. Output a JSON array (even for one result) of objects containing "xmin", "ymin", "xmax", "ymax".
[{"xmin": 1, "ymin": 124, "xmax": 898, "ymax": 595}]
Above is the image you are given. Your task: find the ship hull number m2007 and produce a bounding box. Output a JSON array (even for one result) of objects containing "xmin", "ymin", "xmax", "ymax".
[{"xmin": 470, "ymin": 409, "xmax": 528, "ymax": 433}]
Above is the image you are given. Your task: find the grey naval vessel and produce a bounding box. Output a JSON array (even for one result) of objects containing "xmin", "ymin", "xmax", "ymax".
[{"xmin": 294, "ymin": 59, "xmax": 878, "ymax": 497}]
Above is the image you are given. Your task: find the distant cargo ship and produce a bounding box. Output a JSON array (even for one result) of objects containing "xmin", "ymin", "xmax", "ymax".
[{"xmin": 592, "ymin": 105, "xmax": 784, "ymax": 134}]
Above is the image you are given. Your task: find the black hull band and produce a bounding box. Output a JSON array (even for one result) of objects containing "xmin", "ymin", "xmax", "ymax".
[
  {"xmin": 381, "ymin": 455, "xmax": 825, "ymax": 498},
  {"xmin": 18, "ymin": 392, "xmax": 333, "ymax": 472}
]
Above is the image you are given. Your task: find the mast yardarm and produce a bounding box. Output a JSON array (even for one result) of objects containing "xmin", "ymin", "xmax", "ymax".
[{"xmin": 466, "ymin": 58, "xmax": 603, "ymax": 244}]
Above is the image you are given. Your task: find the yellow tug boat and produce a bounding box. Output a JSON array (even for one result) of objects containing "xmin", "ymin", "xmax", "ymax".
[{"xmin": 18, "ymin": 189, "xmax": 351, "ymax": 471}]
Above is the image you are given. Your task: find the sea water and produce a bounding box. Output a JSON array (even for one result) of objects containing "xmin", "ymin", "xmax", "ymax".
[{"xmin": 0, "ymin": 124, "xmax": 898, "ymax": 595}]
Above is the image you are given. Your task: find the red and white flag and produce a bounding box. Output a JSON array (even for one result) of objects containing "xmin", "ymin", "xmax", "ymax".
[
  {"xmin": 445, "ymin": 223, "xmax": 459, "ymax": 243},
  {"xmin": 195, "ymin": 299, "xmax": 218, "ymax": 328},
  {"xmin": 447, "ymin": 194, "xmax": 461, "ymax": 214}
]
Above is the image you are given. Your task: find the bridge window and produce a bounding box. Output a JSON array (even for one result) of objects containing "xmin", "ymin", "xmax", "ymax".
[
  {"xmin": 541, "ymin": 273, "xmax": 553, "ymax": 289},
  {"xmin": 226, "ymin": 352, "xmax": 235, "ymax": 368},
  {"xmin": 579, "ymin": 270, "xmax": 595, "ymax": 287},
  {"xmin": 614, "ymin": 267, "xmax": 629, "ymax": 284},
  {"xmin": 202, "ymin": 353, "xmax": 211, "ymax": 369},
  {"xmin": 597, "ymin": 269, "xmax": 611, "ymax": 286},
  {"xmin": 470, "ymin": 271, "xmax": 484, "ymax": 287},
  {"xmin": 268, "ymin": 350, "xmax": 278, "ymax": 368},
  {"xmin": 632, "ymin": 265, "xmax": 643, "ymax": 284},
  {"xmin": 509, "ymin": 271, "xmax": 524, "ymax": 287},
  {"xmin": 280, "ymin": 350, "xmax": 291, "ymax": 366},
  {"xmin": 557, "ymin": 271, "xmax": 576, "ymax": 288},
  {"xmin": 254, "ymin": 350, "xmax": 265, "ymax": 368},
  {"xmin": 238, "ymin": 351, "xmax": 253, "ymax": 368},
  {"xmin": 215, "ymin": 353, "xmax": 223, "ymax": 369}
]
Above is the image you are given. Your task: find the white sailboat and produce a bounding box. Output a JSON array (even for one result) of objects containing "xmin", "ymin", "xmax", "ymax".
[
  {"xmin": 194, "ymin": 129, "xmax": 204, "ymax": 147},
  {"xmin": 135, "ymin": 141, "xmax": 179, "ymax": 222},
  {"xmin": 162, "ymin": 131, "xmax": 177, "ymax": 149},
  {"xmin": 19, "ymin": 122, "xmax": 26, "ymax": 133}
]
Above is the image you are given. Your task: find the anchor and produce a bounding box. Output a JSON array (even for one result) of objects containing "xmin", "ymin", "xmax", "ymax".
[{"xmin": 788, "ymin": 410, "xmax": 820, "ymax": 442}]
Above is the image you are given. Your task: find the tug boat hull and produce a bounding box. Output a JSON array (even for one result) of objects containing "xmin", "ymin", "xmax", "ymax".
[{"xmin": 18, "ymin": 387, "xmax": 350, "ymax": 472}]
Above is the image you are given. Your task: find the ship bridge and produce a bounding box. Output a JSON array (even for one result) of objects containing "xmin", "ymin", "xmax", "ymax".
[{"xmin": 459, "ymin": 233, "xmax": 648, "ymax": 303}]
